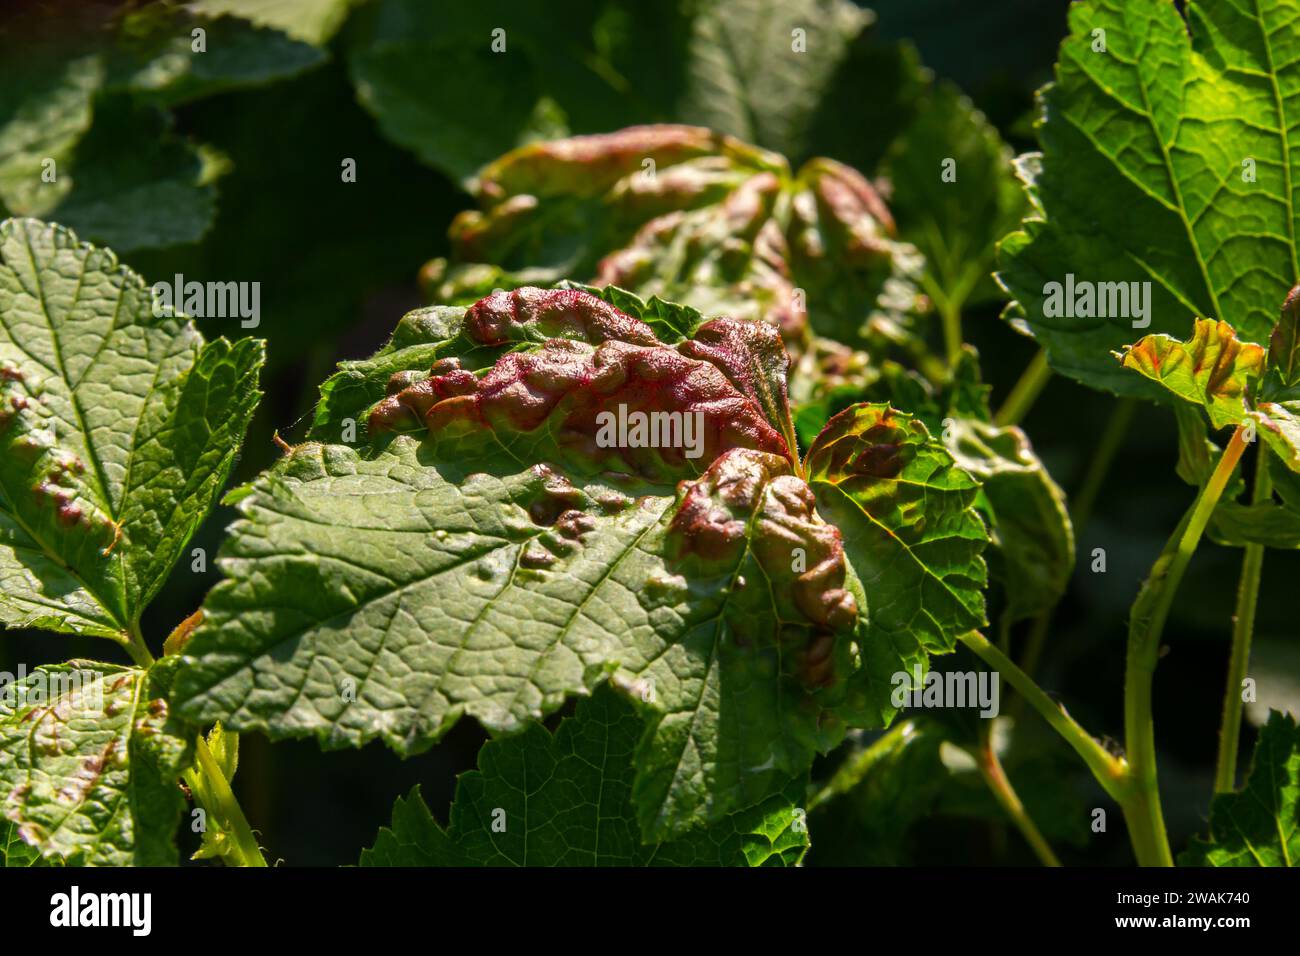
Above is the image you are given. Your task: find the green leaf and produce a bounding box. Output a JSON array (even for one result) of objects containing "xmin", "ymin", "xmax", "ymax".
[
  {"xmin": 0, "ymin": 660, "xmax": 192, "ymax": 866},
  {"xmin": 191, "ymin": 0, "xmax": 361, "ymax": 46},
  {"xmin": 1117, "ymin": 319, "xmax": 1265, "ymax": 430},
  {"xmin": 1181, "ymin": 710, "xmax": 1299, "ymax": 866},
  {"xmin": 1119, "ymin": 317, "xmax": 1300, "ymax": 474},
  {"xmin": 177, "ymin": 288, "xmax": 973, "ymax": 839},
  {"xmin": 881, "ymin": 82, "xmax": 1025, "ymax": 311},
  {"xmin": 360, "ymin": 685, "xmax": 808, "ymax": 866},
  {"xmin": 348, "ymin": 0, "xmax": 623, "ymax": 184},
  {"xmin": 108, "ymin": 8, "xmax": 327, "ymax": 106},
  {"xmin": 805, "ymin": 402, "xmax": 988, "ymax": 655},
  {"xmin": 998, "ymin": 0, "xmax": 1300, "ymax": 395},
  {"xmin": 0, "ymin": 44, "xmax": 102, "ymax": 218},
  {"xmin": 119, "ymin": 336, "xmax": 264, "ymax": 612},
  {"xmin": 0, "ymin": 218, "xmax": 263, "ymax": 640},
  {"xmin": 1, "ymin": 819, "xmax": 40, "ymax": 867},
  {"xmin": 42, "ymin": 98, "xmax": 222, "ymax": 253},
  {"xmin": 0, "ymin": 4, "xmax": 325, "ymax": 251},
  {"xmin": 678, "ymin": 0, "xmax": 871, "ymax": 162},
  {"xmin": 944, "ymin": 418, "xmax": 1073, "ymax": 622}
]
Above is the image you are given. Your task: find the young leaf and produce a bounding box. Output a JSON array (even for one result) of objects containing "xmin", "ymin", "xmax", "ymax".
[
  {"xmin": 1119, "ymin": 316, "xmax": 1300, "ymax": 473},
  {"xmin": 1252, "ymin": 400, "xmax": 1300, "ymax": 473},
  {"xmin": 0, "ymin": 218, "xmax": 264, "ymax": 640},
  {"xmin": 0, "ymin": 660, "xmax": 193, "ymax": 866},
  {"xmin": 1117, "ymin": 319, "xmax": 1265, "ymax": 430},
  {"xmin": 1181, "ymin": 710, "xmax": 1299, "ymax": 866},
  {"xmin": 998, "ymin": 0, "xmax": 1300, "ymax": 395},
  {"xmin": 360, "ymin": 685, "xmax": 808, "ymax": 867},
  {"xmin": 177, "ymin": 288, "xmax": 984, "ymax": 839}
]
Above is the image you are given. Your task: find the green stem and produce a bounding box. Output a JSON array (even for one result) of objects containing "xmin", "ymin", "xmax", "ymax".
[
  {"xmin": 995, "ymin": 349, "xmax": 1052, "ymax": 426},
  {"xmin": 958, "ymin": 631, "xmax": 1127, "ymax": 802},
  {"xmin": 939, "ymin": 297, "xmax": 963, "ymax": 368},
  {"xmin": 184, "ymin": 737, "xmax": 268, "ymax": 867},
  {"xmin": 974, "ymin": 719, "xmax": 1062, "ymax": 866},
  {"xmin": 1214, "ymin": 448, "xmax": 1271, "ymax": 793},
  {"xmin": 964, "ymin": 429, "xmax": 1245, "ymax": 866},
  {"xmin": 1123, "ymin": 424, "xmax": 1249, "ymax": 866},
  {"xmin": 118, "ymin": 621, "xmax": 155, "ymax": 668}
]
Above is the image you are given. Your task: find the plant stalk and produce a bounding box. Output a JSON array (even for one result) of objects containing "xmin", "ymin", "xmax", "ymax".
[
  {"xmin": 184, "ymin": 736, "xmax": 268, "ymax": 867},
  {"xmin": 119, "ymin": 621, "xmax": 155, "ymax": 668},
  {"xmin": 1214, "ymin": 447, "xmax": 1271, "ymax": 792},
  {"xmin": 974, "ymin": 719, "xmax": 1062, "ymax": 867},
  {"xmin": 1122, "ymin": 424, "xmax": 1249, "ymax": 865},
  {"xmin": 995, "ymin": 349, "xmax": 1052, "ymax": 426},
  {"xmin": 958, "ymin": 631, "xmax": 1127, "ymax": 801},
  {"xmin": 939, "ymin": 297, "xmax": 963, "ymax": 369}
]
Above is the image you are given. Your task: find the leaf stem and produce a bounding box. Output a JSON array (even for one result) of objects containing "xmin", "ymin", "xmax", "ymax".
[
  {"xmin": 1122, "ymin": 424, "xmax": 1249, "ymax": 865},
  {"xmin": 183, "ymin": 736, "xmax": 268, "ymax": 867},
  {"xmin": 958, "ymin": 631, "xmax": 1127, "ymax": 801},
  {"xmin": 973, "ymin": 719, "xmax": 1062, "ymax": 867},
  {"xmin": 995, "ymin": 349, "xmax": 1052, "ymax": 426},
  {"xmin": 1214, "ymin": 447, "xmax": 1271, "ymax": 792},
  {"xmin": 939, "ymin": 296, "xmax": 963, "ymax": 368},
  {"xmin": 118, "ymin": 621, "xmax": 155, "ymax": 668}
]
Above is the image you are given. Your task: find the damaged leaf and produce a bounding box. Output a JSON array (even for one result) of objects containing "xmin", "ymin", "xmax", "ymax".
[
  {"xmin": 420, "ymin": 125, "xmax": 925, "ymax": 365},
  {"xmin": 0, "ymin": 218, "xmax": 264, "ymax": 640},
  {"xmin": 176, "ymin": 286, "xmax": 986, "ymax": 839}
]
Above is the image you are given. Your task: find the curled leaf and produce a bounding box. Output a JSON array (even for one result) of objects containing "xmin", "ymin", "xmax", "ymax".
[
  {"xmin": 422, "ymin": 124, "xmax": 924, "ymax": 360},
  {"xmin": 368, "ymin": 288, "xmax": 794, "ymax": 481},
  {"xmin": 805, "ymin": 403, "xmax": 988, "ymax": 654},
  {"xmin": 1116, "ymin": 319, "xmax": 1264, "ymax": 430}
]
